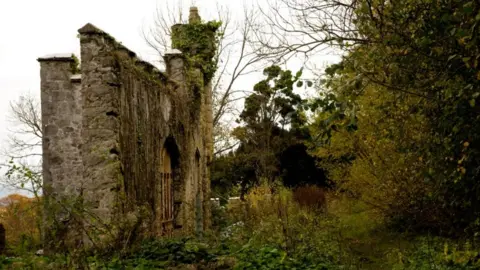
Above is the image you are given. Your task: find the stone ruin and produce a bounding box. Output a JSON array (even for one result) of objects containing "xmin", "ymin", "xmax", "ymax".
[{"xmin": 38, "ymin": 7, "xmax": 215, "ymax": 249}]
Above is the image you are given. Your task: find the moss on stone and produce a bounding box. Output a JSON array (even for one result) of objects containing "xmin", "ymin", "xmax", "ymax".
[{"xmin": 70, "ymin": 54, "xmax": 80, "ymax": 74}]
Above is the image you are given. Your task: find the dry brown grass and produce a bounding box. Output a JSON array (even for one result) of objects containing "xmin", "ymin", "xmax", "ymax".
[{"xmin": 292, "ymin": 185, "xmax": 327, "ymax": 212}]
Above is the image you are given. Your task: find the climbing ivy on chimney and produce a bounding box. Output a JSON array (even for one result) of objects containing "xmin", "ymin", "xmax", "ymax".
[{"xmin": 171, "ymin": 20, "xmax": 222, "ymax": 84}]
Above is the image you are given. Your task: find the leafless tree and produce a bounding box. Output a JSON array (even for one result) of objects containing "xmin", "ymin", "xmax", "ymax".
[
  {"xmin": 0, "ymin": 94, "xmax": 42, "ymax": 197},
  {"xmin": 143, "ymin": 1, "xmax": 268, "ymax": 156},
  {"xmin": 0, "ymin": 94, "xmax": 43, "ymax": 198},
  {"xmin": 5, "ymin": 95, "xmax": 42, "ymax": 159},
  {"xmin": 248, "ymin": 0, "xmax": 365, "ymax": 64}
]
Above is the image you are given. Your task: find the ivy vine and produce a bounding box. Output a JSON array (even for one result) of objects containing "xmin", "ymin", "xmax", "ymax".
[{"xmin": 171, "ymin": 20, "xmax": 222, "ymax": 84}]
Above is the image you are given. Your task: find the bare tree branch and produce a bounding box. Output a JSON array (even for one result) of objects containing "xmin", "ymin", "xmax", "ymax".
[
  {"xmin": 144, "ymin": 2, "xmax": 268, "ymax": 156},
  {"xmin": 1, "ymin": 94, "xmax": 43, "ymax": 196},
  {"xmin": 247, "ymin": 0, "xmax": 365, "ymax": 63}
]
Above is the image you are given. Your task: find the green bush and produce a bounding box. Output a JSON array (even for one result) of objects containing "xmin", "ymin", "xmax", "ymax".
[
  {"xmin": 84, "ymin": 238, "xmax": 221, "ymax": 269},
  {"xmin": 234, "ymin": 245, "xmax": 339, "ymax": 270},
  {"xmin": 129, "ymin": 238, "xmax": 217, "ymax": 265},
  {"xmin": 391, "ymin": 238, "xmax": 480, "ymax": 270}
]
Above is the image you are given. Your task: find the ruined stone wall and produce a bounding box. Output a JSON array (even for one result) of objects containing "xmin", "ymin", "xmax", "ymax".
[
  {"xmin": 38, "ymin": 55, "xmax": 84, "ymax": 248},
  {"xmin": 77, "ymin": 25, "xmax": 123, "ymax": 231},
  {"xmin": 170, "ymin": 8, "xmax": 218, "ymax": 230},
  {"xmin": 77, "ymin": 23, "xmax": 208, "ymax": 235},
  {"xmin": 40, "ymin": 8, "xmax": 215, "ymax": 247},
  {"xmin": 38, "ymin": 56, "xmax": 83, "ymax": 198}
]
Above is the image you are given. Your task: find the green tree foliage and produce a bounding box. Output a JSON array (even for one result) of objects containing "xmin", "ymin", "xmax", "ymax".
[
  {"xmin": 312, "ymin": 0, "xmax": 480, "ymax": 235},
  {"xmin": 236, "ymin": 65, "xmax": 307, "ymax": 184},
  {"xmin": 211, "ymin": 66, "xmax": 328, "ymax": 198}
]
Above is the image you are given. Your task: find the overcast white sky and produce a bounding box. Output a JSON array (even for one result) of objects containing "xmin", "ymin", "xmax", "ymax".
[{"xmin": 0, "ymin": 0, "xmax": 339, "ymax": 197}]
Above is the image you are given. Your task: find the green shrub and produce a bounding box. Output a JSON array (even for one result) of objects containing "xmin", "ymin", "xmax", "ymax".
[
  {"xmin": 392, "ymin": 238, "xmax": 480, "ymax": 270},
  {"xmin": 211, "ymin": 203, "xmax": 230, "ymax": 232},
  {"xmin": 130, "ymin": 238, "xmax": 217, "ymax": 265},
  {"xmin": 234, "ymin": 245, "xmax": 339, "ymax": 270},
  {"xmin": 84, "ymin": 238, "xmax": 221, "ymax": 268}
]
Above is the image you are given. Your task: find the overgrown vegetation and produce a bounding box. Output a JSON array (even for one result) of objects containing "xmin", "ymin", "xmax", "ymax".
[
  {"xmin": 171, "ymin": 20, "xmax": 222, "ymax": 84},
  {"xmin": 211, "ymin": 0, "xmax": 480, "ymax": 268},
  {"xmin": 308, "ymin": 0, "xmax": 480, "ymax": 236},
  {"xmin": 4, "ymin": 0, "xmax": 480, "ymax": 269},
  {"xmin": 5, "ymin": 186, "xmax": 480, "ymax": 269}
]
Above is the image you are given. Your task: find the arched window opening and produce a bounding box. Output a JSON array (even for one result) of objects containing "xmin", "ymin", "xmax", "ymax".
[
  {"xmin": 194, "ymin": 149, "xmax": 203, "ymax": 234},
  {"xmin": 160, "ymin": 147, "xmax": 173, "ymax": 235}
]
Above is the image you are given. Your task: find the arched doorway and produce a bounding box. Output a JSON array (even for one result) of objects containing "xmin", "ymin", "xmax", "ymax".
[{"xmin": 156, "ymin": 137, "xmax": 180, "ymax": 236}]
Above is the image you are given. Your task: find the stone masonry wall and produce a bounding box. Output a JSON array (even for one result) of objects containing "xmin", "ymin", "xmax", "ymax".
[
  {"xmin": 39, "ymin": 12, "xmax": 214, "ymax": 248},
  {"xmin": 77, "ymin": 23, "xmax": 210, "ymax": 235},
  {"xmin": 78, "ymin": 25, "xmax": 123, "ymax": 230},
  {"xmin": 79, "ymin": 22, "xmax": 206, "ymax": 234},
  {"xmin": 37, "ymin": 55, "xmax": 84, "ymax": 248},
  {"xmin": 38, "ymin": 57, "xmax": 83, "ymax": 198}
]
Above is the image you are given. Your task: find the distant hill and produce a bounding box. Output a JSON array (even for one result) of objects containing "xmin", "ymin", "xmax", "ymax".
[{"xmin": 0, "ymin": 194, "xmax": 35, "ymax": 208}]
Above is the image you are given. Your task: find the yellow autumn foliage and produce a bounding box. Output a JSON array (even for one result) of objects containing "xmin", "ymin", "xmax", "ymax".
[{"xmin": 0, "ymin": 194, "xmax": 42, "ymax": 249}]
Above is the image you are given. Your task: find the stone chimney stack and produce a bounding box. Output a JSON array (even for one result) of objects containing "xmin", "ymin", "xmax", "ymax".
[{"xmin": 189, "ymin": 7, "xmax": 201, "ymax": 24}]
